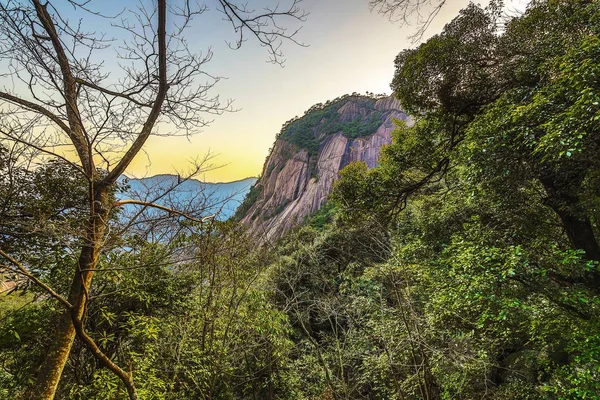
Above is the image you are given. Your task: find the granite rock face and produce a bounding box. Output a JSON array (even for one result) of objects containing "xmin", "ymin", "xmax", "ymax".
[{"xmin": 239, "ymin": 95, "xmax": 407, "ymax": 241}]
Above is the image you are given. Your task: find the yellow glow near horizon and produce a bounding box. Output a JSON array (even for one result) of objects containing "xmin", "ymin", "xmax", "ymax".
[
  {"xmin": 127, "ymin": 133, "xmax": 268, "ymax": 182},
  {"xmin": 121, "ymin": 0, "xmax": 497, "ymax": 182},
  {"xmin": 21, "ymin": 0, "xmax": 502, "ymax": 183}
]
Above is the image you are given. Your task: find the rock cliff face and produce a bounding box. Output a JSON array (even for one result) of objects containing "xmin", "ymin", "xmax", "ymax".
[{"xmin": 238, "ymin": 94, "xmax": 407, "ymax": 241}]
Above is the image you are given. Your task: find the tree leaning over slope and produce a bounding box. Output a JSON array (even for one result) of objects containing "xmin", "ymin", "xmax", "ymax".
[
  {"xmin": 0, "ymin": 0, "xmax": 306, "ymax": 398},
  {"xmin": 336, "ymin": 0, "xmax": 600, "ymax": 290},
  {"xmin": 329, "ymin": 2, "xmax": 600, "ymax": 395}
]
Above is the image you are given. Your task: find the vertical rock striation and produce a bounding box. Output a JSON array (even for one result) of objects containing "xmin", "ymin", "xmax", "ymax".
[{"xmin": 238, "ymin": 94, "xmax": 407, "ymax": 241}]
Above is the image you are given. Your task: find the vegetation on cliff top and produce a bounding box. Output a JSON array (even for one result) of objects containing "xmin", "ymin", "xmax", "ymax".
[{"xmin": 277, "ymin": 93, "xmax": 387, "ymax": 155}]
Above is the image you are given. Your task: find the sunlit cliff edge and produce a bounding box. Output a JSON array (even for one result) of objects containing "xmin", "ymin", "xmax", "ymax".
[{"xmin": 236, "ymin": 94, "xmax": 408, "ymax": 241}]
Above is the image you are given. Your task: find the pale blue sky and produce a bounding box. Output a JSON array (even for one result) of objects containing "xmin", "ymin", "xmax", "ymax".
[
  {"xmin": 127, "ymin": 0, "xmax": 490, "ymax": 181},
  {"xmin": 21, "ymin": 0, "xmax": 493, "ymax": 181}
]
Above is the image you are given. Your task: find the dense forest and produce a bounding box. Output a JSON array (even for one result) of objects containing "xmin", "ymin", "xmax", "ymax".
[{"xmin": 1, "ymin": 0, "xmax": 600, "ymax": 399}]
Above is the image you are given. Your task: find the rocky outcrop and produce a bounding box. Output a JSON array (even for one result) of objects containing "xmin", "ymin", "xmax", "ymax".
[{"xmin": 239, "ymin": 94, "xmax": 407, "ymax": 241}]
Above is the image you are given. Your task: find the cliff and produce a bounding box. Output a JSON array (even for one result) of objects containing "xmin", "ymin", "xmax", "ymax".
[{"xmin": 237, "ymin": 94, "xmax": 408, "ymax": 241}]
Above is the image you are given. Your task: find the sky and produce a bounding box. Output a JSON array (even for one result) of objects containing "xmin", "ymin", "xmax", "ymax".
[
  {"xmin": 20, "ymin": 0, "xmax": 503, "ymax": 183},
  {"xmin": 121, "ymin": 0, "xmax": 494, "ymax": 182}
]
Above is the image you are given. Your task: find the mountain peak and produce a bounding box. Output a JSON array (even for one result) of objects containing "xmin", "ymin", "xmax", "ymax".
[{"xmin": 236, "ymin": 94, "xmax": 407, "ymax": 241}]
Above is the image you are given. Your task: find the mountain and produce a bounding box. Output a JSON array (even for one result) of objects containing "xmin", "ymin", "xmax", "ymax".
[
  {"xmin": 119, "ymin": 175, "xmax": 257, "ymax": 220},
  {"xmin": 236, "ymin": 93, "xmax": 408, "ymax": 240}
]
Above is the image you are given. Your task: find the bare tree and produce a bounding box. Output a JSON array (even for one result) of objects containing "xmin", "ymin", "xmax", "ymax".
[
  {"xmin": 370, "ymin": 0, "xmax": 525, "ymax": 41},
  {"xmin": 369, "ymin": 0, "xmax": 447, "ymax": 40},
  {"xmin": 0, "ymin": 0, "xmax": 306, "ymax": 399}
]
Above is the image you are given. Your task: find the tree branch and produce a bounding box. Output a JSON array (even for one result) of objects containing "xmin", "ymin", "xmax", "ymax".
[
  {"xmin": 0, "ymin": 91, "xmax": 71, "ymax": 135},
  {"xmin": 32, "ymin": 0, "xmax": 92, "ymax": 175},
  {"xmin": 103, "ymin": 0, "xmax": 168, "ymax": 184},
  {"xmin": 113, "ymin": 199, "xmax": 216, "ymax": 224},
  {"xmin": 0, "ymin": 249, "xmax": 72, "ymax": 309},
  {"xmin": 70, "ymin": 315, "xmax": 138, "ymax": 400},
  {"xmin": 0, "ymin": 128, "xmax": 87, "ymax": 176},
  {"xmin": 73, "ymin": 78, "xmax": 152, "ymax": 108}
]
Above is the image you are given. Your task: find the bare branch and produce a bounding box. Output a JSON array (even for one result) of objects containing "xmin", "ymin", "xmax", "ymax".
[
  {"xmin": 0, "ymin": 91, "xmax": 71, "ymax": 134},
  {"xmin": 0, "ymin": 249, "xmax": 72, "ymax": 309},
  {"xmin": 103, "ymin": 0, "xmax": 168, "ymax": 184},
  {"xmin": 218, "ymin": 0, "xmax": 308, "ymax": 65},
  {"xmin": 73, "ymin": 78, "xmax": 153, "ymax": 108},
  {"xmin": 0, "ymin": 128, "xmax": 86, "ymax": 176},
  {"xmin": 113, "ymin": 199, "xmax": 216, "ymax": 224},
  {"xmin": 369, "ymin": 0, "xmax": 446, "ymax": 26}
]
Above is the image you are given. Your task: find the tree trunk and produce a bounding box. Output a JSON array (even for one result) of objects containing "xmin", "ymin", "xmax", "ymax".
[
  {"xmin": 539, "ymin": 171, "xmax": 600, "ymax": 293},
  {"xmin": 540, "ymin": 174, "xmax": 600, "ymax": 263},
  {"xmin": 23, "ymin": 312, "xmax": 77, "ymax": 399},
  {"xmin": 24, "ymin": 187, "xmax": 109, "ymax": 400},
  {"xmin": 550, "ymin": 200, "xmax": 600, "ymax": 262}
]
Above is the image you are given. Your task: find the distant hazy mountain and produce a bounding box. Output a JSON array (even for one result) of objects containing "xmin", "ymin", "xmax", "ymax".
[{"xmin": 119, "ymin": 175, "xmax": 257, "ymax": 220}]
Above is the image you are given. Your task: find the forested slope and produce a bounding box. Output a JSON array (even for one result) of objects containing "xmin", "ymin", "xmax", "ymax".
[
  {"xmin": 277, "ymin": 1, "xmax": 600, "ymax": 397},
  {"xmin": 1, "ymin": 1, "xmax": 599, "ymax": 399}
]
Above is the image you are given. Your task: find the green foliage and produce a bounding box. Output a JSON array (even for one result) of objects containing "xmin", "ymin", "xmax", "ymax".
[
  {"xmin": 1, "ymin": 220, "xmax": 300, "ymax": 399},
  {"xmin": 309, "ymin": 201, "xmax": 337, "ymax": 229},
  {"xmin": 0, "ymin": 148, "xmax": 89, "ymax": 266},
  {"xmin": 328, "ymin": 154, "xmax": 600, "ymax": 397},
  {"xmin": 4, "ymin": 2, "xmax": 600, "ymax": 398},
  {"xmin": 264, "ymin": 219, "xmax": 394, "ymax": 399},
  {"xmin": 331, "ymin": 109, "xmax": 383, "ymax": 139},
  {"xmin": 277, "ymin": 95, "xmax": 385, "ymax": 156},
  {"xmin": 325, "ymin": 1, "xmax": 600, "ymax": 397},
  {"xmin": 232, "ymin": 182, "xmax": 263, "ymax": 221},
  {"xmin": 0, "ymin": 292, "xmax": 56, "ymax": 397}
]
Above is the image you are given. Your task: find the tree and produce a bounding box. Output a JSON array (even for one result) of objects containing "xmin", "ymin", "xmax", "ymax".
[
  {"xmin": 0, "ymin": 0, "xmax": 306, "ymax": 398},
  {"xmin": 329, "ymin": 2, "xmax": 600, "ymax": 394},
  {"xmin": 369, "ymin": 0, "xmax": 448, "ymax": 39},
  {"xmin": 338, "ymin": 0, "xmax": 600, "ymax": 287}
]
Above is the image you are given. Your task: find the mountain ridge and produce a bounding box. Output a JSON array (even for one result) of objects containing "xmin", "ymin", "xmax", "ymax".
[
  {"xmin": 236, "ymin": 93, "xmax": 408, "ymax": 240},
  {"xmin": 124, "ymin": 174, "xmax": 257, "ymax": 186},
  {"xmin": 119, "ymin": 175, "xmax": 257, "ymax": 220}
]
